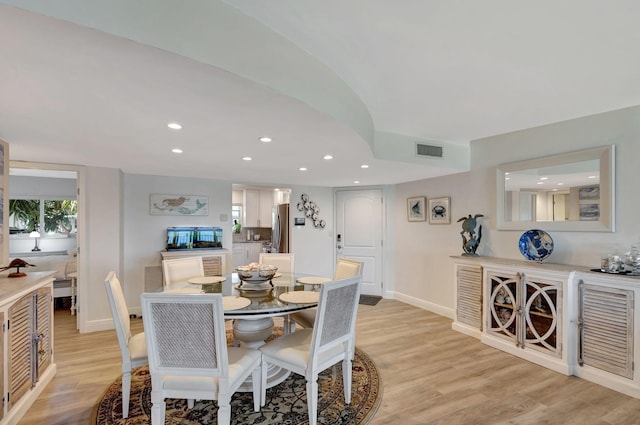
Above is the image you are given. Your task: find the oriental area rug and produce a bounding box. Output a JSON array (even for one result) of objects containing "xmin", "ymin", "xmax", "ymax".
[{"xmin": 91, "ymin": 329, "xmax": 382, "ymax": 425}]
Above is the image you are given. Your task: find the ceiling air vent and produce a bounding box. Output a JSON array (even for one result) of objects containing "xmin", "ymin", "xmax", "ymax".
[{"xmin": 416, "ymin": 143, "xmax": 443, "ymax": 158}]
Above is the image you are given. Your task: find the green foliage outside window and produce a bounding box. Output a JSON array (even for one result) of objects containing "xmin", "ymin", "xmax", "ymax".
[{"xmin": 9, "ymin": 199, "xmax": 77, "ymax": 235}]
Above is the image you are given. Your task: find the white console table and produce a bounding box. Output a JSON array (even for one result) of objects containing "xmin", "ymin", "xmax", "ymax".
[{"xmin": 452, "ymin": 256, "xmax": 640, "ymax": 398}]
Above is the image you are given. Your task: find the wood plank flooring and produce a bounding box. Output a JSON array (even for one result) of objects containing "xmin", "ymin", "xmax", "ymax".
[{"xmin": 18, "ymin": 300, "xmax": 640, "ymax": 425}]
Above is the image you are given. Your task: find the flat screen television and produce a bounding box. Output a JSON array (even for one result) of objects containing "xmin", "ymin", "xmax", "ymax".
[{"xmin": 166, "ymin": 227, "xmax": 223, "ymax": 250}]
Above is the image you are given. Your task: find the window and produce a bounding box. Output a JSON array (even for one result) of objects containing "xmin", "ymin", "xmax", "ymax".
[
  {"xmin": 232, "ymin": 205, "xmax": 243, "ymax": 233},
  {"xmin": 9, "ymin": 198, "xmax": 77, "ymax": 236}
]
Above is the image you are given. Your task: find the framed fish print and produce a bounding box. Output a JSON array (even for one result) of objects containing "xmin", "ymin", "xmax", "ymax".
[{"xmin": 407, "ymin": 196, "xmax": 426, "ymax": 222}]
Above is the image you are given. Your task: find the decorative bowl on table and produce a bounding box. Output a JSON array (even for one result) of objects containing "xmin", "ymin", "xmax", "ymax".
[{"xmin": 235, "ymin": 263, "xmax": 278, "ymax": 285}]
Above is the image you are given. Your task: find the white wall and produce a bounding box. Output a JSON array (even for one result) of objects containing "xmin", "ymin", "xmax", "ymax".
[
  {"xmin": 82, "ymin": 167, "xmax": 122, "ymax": 332},
  {"xmin": 288, "ymin": 186, "xmax": 335, "ymax": 277},
  {"xmin": 392, "ymin": 106, "xmax": 640, "ymax": 318},
  {"xmin": 122, "ymin": 174, "xmax": 233, "ymax": 314},
  {"xmin": 74, "ymin": 106, "xmax": 640, "ymax": 331}
]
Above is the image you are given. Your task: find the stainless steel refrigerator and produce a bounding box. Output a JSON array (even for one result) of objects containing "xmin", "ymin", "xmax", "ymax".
[{"xmin": 271, "ymin": 203, "xmax": 290, "ymax": 253}]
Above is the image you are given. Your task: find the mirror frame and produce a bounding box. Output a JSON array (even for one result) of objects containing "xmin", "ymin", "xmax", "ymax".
[{"xmin": 496, "ymin": 145, "xmax": 615, "ymax": 232}]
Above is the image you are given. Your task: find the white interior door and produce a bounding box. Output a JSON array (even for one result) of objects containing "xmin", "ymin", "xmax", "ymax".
[{"xmin": 335, "ymin": 189, "xmax": 383, "ymax": 296}]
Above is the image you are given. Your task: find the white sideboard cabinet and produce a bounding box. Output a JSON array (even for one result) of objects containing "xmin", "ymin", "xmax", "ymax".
[
  {"xmin": 451, "ymin": 256, "xmax": 640, "ymax": 399},
  {"xmin": 0, "ymin": 272, "xmax": 56, "ymax": 425}
]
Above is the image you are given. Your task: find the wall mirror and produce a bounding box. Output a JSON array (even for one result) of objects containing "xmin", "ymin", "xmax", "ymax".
[{"xmin": 496, "ymin": 145, "xmax": 615, "ymax": 232}]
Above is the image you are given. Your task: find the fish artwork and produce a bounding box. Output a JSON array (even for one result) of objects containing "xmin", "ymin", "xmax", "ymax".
[{"xmin": 152, "ymin": 197, "xmax": 207, "ymax": 215}]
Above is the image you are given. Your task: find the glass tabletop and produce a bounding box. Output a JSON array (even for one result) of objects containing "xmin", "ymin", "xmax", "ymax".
[{"xmin": 162, "ymin": 272, "xmax": 322, "ymax": 317}]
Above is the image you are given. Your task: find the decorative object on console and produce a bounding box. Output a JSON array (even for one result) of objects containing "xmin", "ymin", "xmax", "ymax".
[
  {"xmin": 457, "ymin": 214, "xmax": 483, "ymax": 256},
  {"xmin": 1, "ymin": 258, "xmax": 36, "ymax": 277},
  {"xmin": 428, "ymin": 196, "xmax": 451, "ymax": 224},
  {"xmin": 29, "ymin": 230, "xmax": 41, "ymax": 251},
  {"xmin": 518, "ymin": 229, "xmax": 554, "ymax": 262},
  {"xmin": 297, "ymin": 193, "xmax": 325, "ymax": 228},
  {"xmin": 407, "ymin": 196, "xmax": 426, "ymax": 222}
]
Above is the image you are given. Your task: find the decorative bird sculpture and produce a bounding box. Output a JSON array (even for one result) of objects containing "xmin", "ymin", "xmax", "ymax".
[{"xmin": 1, "ymin": 258, "xmax": 36, "ymax": 278}]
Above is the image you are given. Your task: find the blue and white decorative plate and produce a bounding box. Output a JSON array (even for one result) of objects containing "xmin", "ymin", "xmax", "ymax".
[{"xmin": 518, "ymin": 229, "xmax": 554, "ymax": 262}]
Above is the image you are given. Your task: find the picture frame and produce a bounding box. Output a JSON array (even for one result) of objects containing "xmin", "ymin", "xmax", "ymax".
[
  {"xmin": 428, "ymin": 197, "xmax": 451, "ymax": 224},
  {"xmin": 407, "ymin": 196, "xmax": 426, "ymax": 222},
  {"xmin": 150, "ymin": 194, "xmax": 209, "ymax": 216}
]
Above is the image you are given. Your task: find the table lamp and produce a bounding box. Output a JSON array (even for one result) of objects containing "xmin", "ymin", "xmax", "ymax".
[{"xmin": 29, "ymin": 231, "xmax": 41, "ymax": 252}]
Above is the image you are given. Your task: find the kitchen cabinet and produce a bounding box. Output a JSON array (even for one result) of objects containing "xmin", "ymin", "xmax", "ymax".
[
  {"xmin": 451, "ymin": 257, "xmax": 482, "ymax": 338},
  {"xmin": 0, "ymin": 272, "xmax": 56, "ymax": 425},
  {"xmin": 244, "ymin": 189, "xmax": 273, "ymax": 228},
  {"xmin": 233, "ymin": 243, "xmax": 263, "ymax": 268}
]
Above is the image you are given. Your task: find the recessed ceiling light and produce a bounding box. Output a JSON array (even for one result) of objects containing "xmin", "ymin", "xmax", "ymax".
[
  {"xmin": 299, "ymin": 167, "xmax": 307, "ymax": 171},
  {"xmin": 588, "ymin": 175, "xmax": 598, "ymax": 179},
  {"xmin": 168, "ymin": 122, "xmax": 182, "ymax": 130},
  {"xmin": 353, "ymin": 180, "xmax": 360, "ymax": 184},
  {"xmin": 537, "ymin": 181, "xmax": 544, "ymax": 185},
  {"xmin": 323, "ymin": 155, "xmax": 333, "ymax": 160},
  {"xmin": 171, "ymin": 148, "xmax": 183, "ymax": 154},
  {"xmin": 259, "ymin": 137, "xmax": 272, "ymax": 143},
  {"xmin": 242, "ymin": 157, "xmax": 252, "ymax": 161},
  {"xmin": 540, "ymin": 177, "xmax": 548, "ymax": 180},
  {"xmin": 360, "ymin": 164, "xmax": 369, "ymax": 169},
  {"xmin": 557, "ymin": 182, "xmax": 564, "ymax": 186},
  {"xmin": 505, "ymin": 177, "xmax": 510, "ymax": 180}
]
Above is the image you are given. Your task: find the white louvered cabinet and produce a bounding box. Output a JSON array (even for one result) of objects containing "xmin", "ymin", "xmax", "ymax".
[
  {"xmin": 8, "ymin": 286, "xmax": 52, "ymax": 412},
  {"xmin": 578, "ymin": 283, "xmax": 633, "ymax": 378},
  {"xmin": 451, "ymin": 257, "xmax": 483, "ymax": 338},
  {"xmin": 0, "ymin": 272, "xmax": 55, "ymax": 425},
  {"xmin": 572, "ymin": 272, "xmax": 640, "ymax": 398}
]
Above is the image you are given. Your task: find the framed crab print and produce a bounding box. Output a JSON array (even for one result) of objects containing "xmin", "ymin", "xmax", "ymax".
[{"xmin": 428, "ymin": 197, "xmax": 451, "ymax": 224}]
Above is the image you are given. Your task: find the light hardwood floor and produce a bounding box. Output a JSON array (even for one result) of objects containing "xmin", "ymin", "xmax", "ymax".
[{"xmin": 18, "ymin": 300, "xmax": 640, "ymax": 425}]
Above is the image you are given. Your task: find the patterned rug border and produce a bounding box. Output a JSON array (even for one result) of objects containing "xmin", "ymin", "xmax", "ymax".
[{"xmin": 90, "ymin": 340, "xmax": 382, "ymax": 425}]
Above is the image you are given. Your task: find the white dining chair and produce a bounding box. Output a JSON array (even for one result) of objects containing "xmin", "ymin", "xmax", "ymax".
[
  {"xmin": 161, "ymin": 256, "xmax": 204, "ymax": 287},
  {"xmin": 259, "ymin": 253, "xmax": 295, "ymax": 332},
  {"xmin": 289, "ymin": 258, "xmax": 363, "ymax": 331},
  {"xmin": 140, "ymin": 292, "xmax": 262, "ymax": 425},
  {"xmin": 104, "ymin": 272, "xmax": 148, "ymax": 418},
  {"xmin": 259, "ymin": 275, "xmax": 362, "ymax": 425},
  {"xmin": 258, "ymin": 252, "xmax": 295, "ymax": 273}
]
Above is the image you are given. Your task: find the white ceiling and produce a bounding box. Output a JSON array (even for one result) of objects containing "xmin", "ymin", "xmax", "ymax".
[{"xmin": 1, "ymin": 1, "xmax": 639, "ymax": 187}]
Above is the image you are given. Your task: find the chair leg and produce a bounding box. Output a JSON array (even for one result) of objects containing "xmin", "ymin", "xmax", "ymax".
[
  {"xmin": 121, "ymin": 370, "xmax": 131, "ymax": 418},
  {"xmin": 342, "ymin": 357, "xmax": 352, "ymax": 404},
  {"xmin": 306, "ymin": 377, "xmax": 319, "ymax": 425},
  {"xmin": 251, "ymin": 366, "xmax": 261, "ymax": 412},
  {"xmin": 217, "ymin": 395, "xmax": 231, "ymax": 425},
  {"xmin": 150, "ymin": 391, "xmax": 166, "ymax": 425},
  {"xmin": 261, "ymin": 359, "xmax": 268, "ymax": 406}
]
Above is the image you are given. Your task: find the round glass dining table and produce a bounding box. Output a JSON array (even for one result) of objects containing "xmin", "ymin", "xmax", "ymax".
[{"xmin": 162, "ymin": 272, "xmax": 323, "ymax": 390}]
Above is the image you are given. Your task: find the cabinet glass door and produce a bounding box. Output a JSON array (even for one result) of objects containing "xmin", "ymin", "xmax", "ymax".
[
  {"xmin": 523, "ymin": 278, "xmax": 561, "ymax": 356},
  {"xmin": 487, "ymin": 273, "xmax": 518, "ymax": 340}
]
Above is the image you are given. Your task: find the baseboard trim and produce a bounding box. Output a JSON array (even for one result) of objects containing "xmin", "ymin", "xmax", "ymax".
[{"xmin": 386, "ymin": 291, "xmax": 454, "ymax": 319}]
